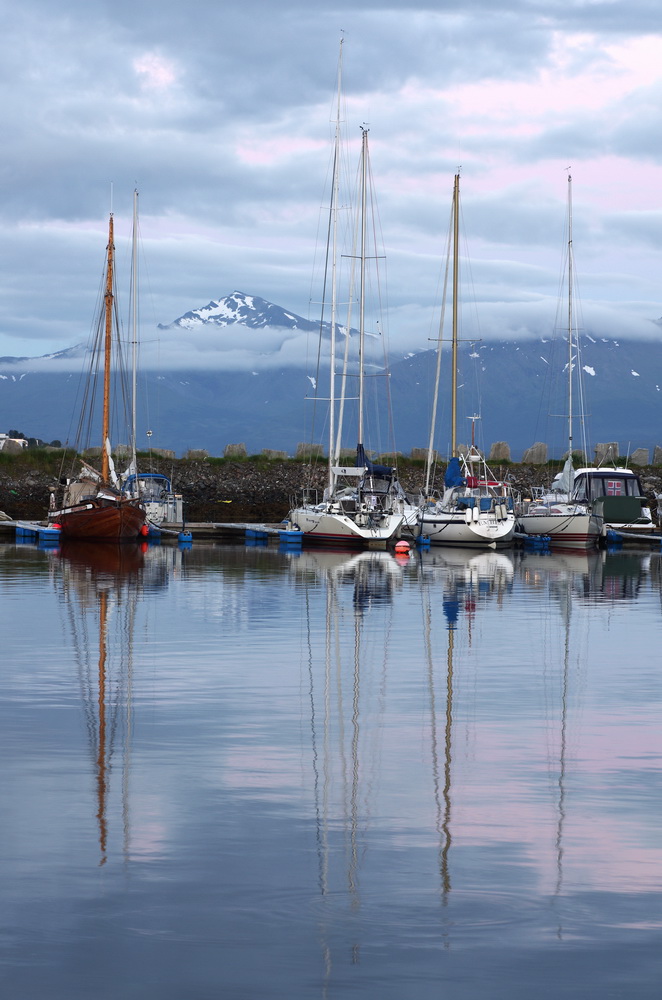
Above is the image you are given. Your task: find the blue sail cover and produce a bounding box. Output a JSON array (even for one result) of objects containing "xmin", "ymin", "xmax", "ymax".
[
  {"xmin": 444, "ymin": 456, "xmax": 466, "ymax": 489},
  {"xmin": 356, "ymin": 443, "xmax": 393, "ymax": 478}
]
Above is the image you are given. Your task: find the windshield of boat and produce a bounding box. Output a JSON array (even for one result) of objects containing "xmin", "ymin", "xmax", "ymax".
[{"xmin": 572, "ymin": 473, "xmax": 642, "ymax": 502}]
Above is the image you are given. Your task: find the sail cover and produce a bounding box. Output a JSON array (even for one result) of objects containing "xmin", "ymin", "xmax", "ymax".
[
  {"xmin": 356, "ymin": 443, "xmax": 393, "ymax": 478},
  {"xmin": 444, "ymin": 456, "xmax": 466, "ymax": 489}
]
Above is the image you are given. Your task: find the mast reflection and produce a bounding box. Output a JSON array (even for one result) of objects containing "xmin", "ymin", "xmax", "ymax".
[
  {"xmin": 293, "ymin": 549, "xmax": 402, "ymax": 980},
  {"xmin": 56, "ymin": 541, "xmax": 177, "ymax": 865},
  {"xmin": 418, "ymin": 547, "xmax": 514, "ymax": 907}
]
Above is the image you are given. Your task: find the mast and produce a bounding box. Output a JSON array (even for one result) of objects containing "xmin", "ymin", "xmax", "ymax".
[
  {"xmin": 424, "ymin": 191, "xmax": 453, "ymax": 495},
  {"xmin": 101, "ymin": 214, "xmax": 114, "ymax": 483},
  {"xmin": 567, "ymin": 173, "xmax": 574, "ymax": 463},
  {"xmin": 130, "ymin": 190, "xmax": 139, "ymax": 481},
  {"xmin": 357, "ymin": 126, "xmax": 368, "ymax": 450},
  {"xmin": 451, "ymin": 174, "xmax": 459, "ymax": 458},
  {"xmin": 328, "ymin": 39, "xmax": 343, "ymax": 493}
]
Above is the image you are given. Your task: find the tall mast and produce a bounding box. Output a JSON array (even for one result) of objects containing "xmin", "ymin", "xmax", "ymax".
[
  {"xmin": 328, "ymin": 38, "xmax": 343, "ymax": 492},
  {"xmin": 567, "ymin": 173, "xmax": 573, "ymax": 462},
  {"xmin": 451, "ymin": 174, "xmax": 459, "ymax": 458},
  {"xmin": 424, "ymin": 186, "xmax": 454, "ymax": 495},
  {"xmin": 101, "ymin": 214, "xmax": 114, "ymax": 483},
  {"xmin": 131, "ymin": 190, "xmax": 139, "ymax": 478},
  {"xmin": 358, "ymin": 126, "xmax": 368, "ymax": 449}
]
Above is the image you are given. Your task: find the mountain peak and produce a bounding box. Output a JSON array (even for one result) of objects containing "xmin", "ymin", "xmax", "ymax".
[{"xmin": 159, "ymin": 291, "xmax": 321, "ymax": 333}]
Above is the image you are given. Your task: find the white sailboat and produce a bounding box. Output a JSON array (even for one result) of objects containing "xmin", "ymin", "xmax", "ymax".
[
  {"xmin": 121, "ymin": 190, "xmax": 184, "ymax": 530},
  {"xmin": 289, "ymin": 61, "xmax": 404, "ymax": 546},
  {"xmin": 416, "ymin": 173, "xmax": 515, "ymax": 548},
  {"xmin": 516, "ymin": 174, "xmax": 599, "ymax": 548}
]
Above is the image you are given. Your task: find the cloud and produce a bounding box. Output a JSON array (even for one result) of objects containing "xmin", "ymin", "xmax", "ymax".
[
  {"xmin": 133, "ymin": 52, "xmax": 178, "ymax": 90},
  {"xmin": 1, "ymin": 1, "xmax": 662, "ymax": 358}
]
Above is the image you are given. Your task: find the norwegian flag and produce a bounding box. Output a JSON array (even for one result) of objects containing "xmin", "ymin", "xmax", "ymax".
[{"xmin": 607, "ymin": 480, "xmax": 624, "ymax": 496}]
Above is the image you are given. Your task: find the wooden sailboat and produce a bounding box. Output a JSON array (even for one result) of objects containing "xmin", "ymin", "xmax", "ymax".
[
  {"xmin": 49, "ymin": 213, "xmax": 146, "ymax": 540},
  {"xmin": 417, "ymin": 174, "xmax": 515, "ymax": 547},
  {"xmin": 288, "ymin": 80, "xmax": 404, "ymax": 545}
]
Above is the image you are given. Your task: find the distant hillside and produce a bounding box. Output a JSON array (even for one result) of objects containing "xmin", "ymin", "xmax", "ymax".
[{"xmin": 1, "ymin": 292, "xmax": 661, "ymax": 460}]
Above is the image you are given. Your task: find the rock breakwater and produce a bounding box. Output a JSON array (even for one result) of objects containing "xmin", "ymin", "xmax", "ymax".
[{"xmin": 2, "ymin": 455, "xmax": 661, "ymax": 523}]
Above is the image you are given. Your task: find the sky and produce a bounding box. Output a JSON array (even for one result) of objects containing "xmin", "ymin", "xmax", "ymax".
[{"xmin": 1, "ymin": 0, "xmax": 662, "ymax": 367}]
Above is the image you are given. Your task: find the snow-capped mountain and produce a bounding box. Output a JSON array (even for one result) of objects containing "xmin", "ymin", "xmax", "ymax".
[
  {"xmin": 158, "ymin": 291, "xmax": 323, "ymax": 333},
  {"xmin": 2, "ymin": 292, "xmax": 662, "ymax": 460}
]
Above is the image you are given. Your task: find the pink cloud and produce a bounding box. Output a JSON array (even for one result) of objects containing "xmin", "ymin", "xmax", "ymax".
[{"xmin": 133, "ymin": 52, "xmax": 177, "ymax": 90}]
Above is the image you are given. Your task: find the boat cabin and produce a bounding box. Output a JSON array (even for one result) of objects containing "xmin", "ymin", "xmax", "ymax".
[
  {"xmin": 571, "ymin": 468, "xmax": 644, "ymax": 503},
  {"xmin": 571, "ymin": 467, "xmax": 652, "ymax": 530},
  {"xmin": 124, "ymin": 472, "xmax": 183, "ymax": 525}
]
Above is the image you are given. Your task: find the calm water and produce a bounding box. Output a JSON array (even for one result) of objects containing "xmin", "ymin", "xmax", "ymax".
[{"xmin": 1, "ymin": 538, "xmax": 661, "ymax": 999}]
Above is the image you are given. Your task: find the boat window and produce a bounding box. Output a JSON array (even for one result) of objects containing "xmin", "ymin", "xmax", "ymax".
[{"xmin": 584, "ymin": 476, "xmax": 642, "ymax": 500}]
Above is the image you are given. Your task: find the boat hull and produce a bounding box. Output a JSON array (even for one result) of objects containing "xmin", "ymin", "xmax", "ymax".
[
  {"xmin": 418, "ymin": 510, "xmax": 515, "ymax": 547},
  {"xmin": 289, "ymin": 505, "xmax": 403, "ymax": 545},
  {"xmin": 51, "ymin": 498, "xmax": 146, "ymax": 541},
  {"xmin": 516, "ymin": 511, "xmax": 600, "ymax": 548}
]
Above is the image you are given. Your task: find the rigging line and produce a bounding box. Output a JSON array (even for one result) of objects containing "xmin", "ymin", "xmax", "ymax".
[
  {"xmin": 457, "ymin": 195, "xmax": 484, "ymax": 438},
  {"xmin": 335, "ymin": 155, "xmax": 362, "ymax": 459},
  {"xmin": 307, "ymin": 141, "xmax": 339, "ymax": 486}
]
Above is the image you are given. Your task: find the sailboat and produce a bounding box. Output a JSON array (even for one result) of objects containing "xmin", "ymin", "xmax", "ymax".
[
  {"xmin": 416, "ymin": 174, "xmax": 515, "ymax": 547},
  {"xmin": 49, "ymin": 213, "xmax": 146, "ymax": 540},
  {"xmin": 516, "ymin": 174, "xmax": 600, "ymax": 548},
  {"xmin": 288, "ymin": 65, "xmax": 404, "ymax": 546},
  {"xmin": 120, "ymin": 190, "xmax": 184, "ymax": 529}
]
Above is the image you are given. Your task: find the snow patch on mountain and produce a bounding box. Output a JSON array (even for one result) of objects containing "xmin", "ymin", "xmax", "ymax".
[{"xmin": 159, "ymin": 291, "xmax": 320, "ymax": 334}]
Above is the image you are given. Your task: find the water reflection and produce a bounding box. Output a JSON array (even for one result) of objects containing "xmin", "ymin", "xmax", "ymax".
[
  {"xmin": 54, "ymin": 542, "xmax": 184, "ymax": 865},
  {"xmin": 517, "ymin": 546, "xmax": 649, "ymax": 603},
  {"xmin": 2, "ymin": 540, "xmax": 661, "ymax": 998}
]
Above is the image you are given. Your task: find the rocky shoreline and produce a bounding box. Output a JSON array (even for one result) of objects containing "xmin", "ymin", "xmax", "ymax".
[{"xmin": 2, "ymin": 455, "xmax": 662, "ymax": 523}]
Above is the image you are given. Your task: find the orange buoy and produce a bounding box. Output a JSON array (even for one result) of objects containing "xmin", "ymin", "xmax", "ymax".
[{"xmin": 140, "ymin": 524, "xmax": 149, "ymax": 536}]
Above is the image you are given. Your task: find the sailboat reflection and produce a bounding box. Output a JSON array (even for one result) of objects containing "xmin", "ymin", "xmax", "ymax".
[
  {"xmin": 295, "ymin": 543, "xmax": 518, "ymax": 976},
  {"xmin": 518, "ymin": 547, "xmax": 647, "ymax": 604},
  {"xmin": 56, "ymin": 541, "xmax": 177, "ymax": 865},
  {"xmin": 514, "ymin": 545, "xmax": 648, "ymax": 935},
  {"xmin": 417, "ymin": 546, "xmax": 514, "ymax": 907},
  {"xmin": 291, "ymin": 549, "xmax": 404, "ymax": 980}
]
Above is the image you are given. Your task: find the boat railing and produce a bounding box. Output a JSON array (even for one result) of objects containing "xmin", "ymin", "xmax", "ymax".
[{"xmin": 298, "ymin": 488, "xmax": 321, "ymax": 506}]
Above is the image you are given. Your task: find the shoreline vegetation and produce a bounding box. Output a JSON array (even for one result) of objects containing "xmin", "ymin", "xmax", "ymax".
[{"xmin": 2, "ymin": 448, "xmax": 662, "ymax": 524}]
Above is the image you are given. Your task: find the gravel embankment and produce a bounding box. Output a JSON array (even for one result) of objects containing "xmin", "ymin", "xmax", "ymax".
[{"xmin": 2, "ymin": 458, "xmax": 661, "ymax": 523}]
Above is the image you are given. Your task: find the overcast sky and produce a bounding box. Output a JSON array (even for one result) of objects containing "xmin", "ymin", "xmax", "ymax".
[{"xmin": 1, "ymin": 0, "xmax": 662, "ymax": 365}]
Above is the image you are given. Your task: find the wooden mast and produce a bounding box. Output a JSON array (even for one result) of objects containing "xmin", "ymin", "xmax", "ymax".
[
  {"xmin": 567, "ymin": 172, "xmax": 574, "ymax": 463},
  {"xmin": 451, "ymin": 174, "xmax": 459, "ymax": 459},
  {"xmin": 101, "ymin": 214, "xmax": 114, "ymax": 483}
]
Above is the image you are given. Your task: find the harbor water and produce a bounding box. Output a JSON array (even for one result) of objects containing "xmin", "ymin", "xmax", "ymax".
[{"xmin": 1, "ymin": 539, "xmax": 660, "ymax": 998}]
